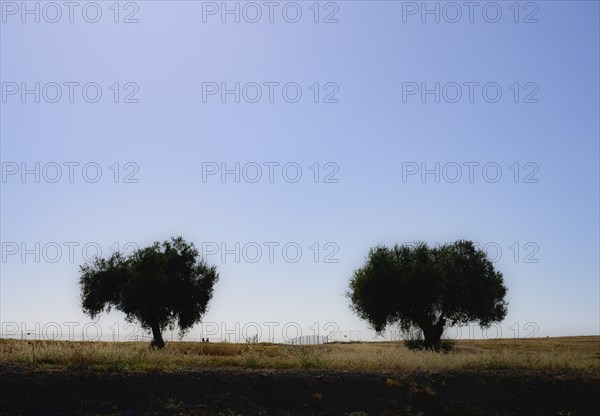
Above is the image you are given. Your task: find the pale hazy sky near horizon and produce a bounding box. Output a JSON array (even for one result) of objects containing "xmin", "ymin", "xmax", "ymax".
[{"xmin": 1, "ymin": 1, "xmax": 598, "ymax": 342}]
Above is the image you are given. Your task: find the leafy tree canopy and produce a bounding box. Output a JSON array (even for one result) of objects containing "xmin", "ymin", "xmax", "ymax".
[
  {"xmin": 79, "ymin": 236, "xmax": 219, "ymax": 348},
  {"xmin": 347, "ymin": 240, "xmax": 508, "ymax": 350}
]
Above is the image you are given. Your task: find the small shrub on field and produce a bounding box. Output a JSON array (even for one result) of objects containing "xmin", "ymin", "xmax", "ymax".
[
  {"xmin": 238, "ymin": 349, "xmax": 267, "ymax": 368},
  {"xmin": 67, "ymin": 345, "xmax": 96, "ymax": 370},
  {"xmin": 403, "ymin": 338, "xmax": 455, "ymax": 353},
  {"xmin": 439, "ymin": 339, "xmax": 456, "ymax": 352},
  {"xmin": 296, "ymin": 347, "xmax": 325, "ymax": 369}
]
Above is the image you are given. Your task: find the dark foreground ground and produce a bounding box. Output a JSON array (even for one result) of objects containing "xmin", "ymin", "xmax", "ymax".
[{"xmin": 1, "ymin": 364, "xmax": 598, "ymax": 416}]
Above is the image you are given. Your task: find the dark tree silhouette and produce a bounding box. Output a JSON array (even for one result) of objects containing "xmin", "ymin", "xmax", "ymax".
[
  {"xmin": 79, "ymin": 236, "xmax": 219, "ymax": 348},
  {"xmin": 347, "ymin": 240, "xmax": 507, "ymax": 351}
]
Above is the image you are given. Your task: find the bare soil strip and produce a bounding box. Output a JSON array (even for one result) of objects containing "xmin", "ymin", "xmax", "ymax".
[{"xmin": 1, "ymin": 364, "xmax": 598, "ymax": 415}]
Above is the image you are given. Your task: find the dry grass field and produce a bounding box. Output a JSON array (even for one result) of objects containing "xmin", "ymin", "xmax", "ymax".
[{"xmin": 1, "ymin": 336, "xmax": 598, "ymax": 372}]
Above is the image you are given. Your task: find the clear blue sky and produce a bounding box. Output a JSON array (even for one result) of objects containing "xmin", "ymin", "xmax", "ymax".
[{"xmin": 1, "ymin": 1, "xmax": 598, "ymax": 342}]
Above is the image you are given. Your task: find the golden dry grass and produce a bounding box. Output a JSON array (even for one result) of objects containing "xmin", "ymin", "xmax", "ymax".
[{"xmin": 1, "ymin": 336, "xmax": 598, "ymax": 372}]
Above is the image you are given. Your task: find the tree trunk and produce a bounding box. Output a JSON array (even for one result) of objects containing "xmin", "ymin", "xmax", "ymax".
[
  {"xmin": 422, "ymin": 317, "xmax": 446, "ymax": 351},
  {"xmin": 150, "ymin": 323, "xmax": 165, "ymax": 349}
]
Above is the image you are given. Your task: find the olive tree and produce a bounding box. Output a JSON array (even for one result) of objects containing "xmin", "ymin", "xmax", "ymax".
[
  {"xmin": 79, "ymin": 236, "xmax": 219, "ymax": 348},
  {"xmin": 347, "ymin": 240, "xmax": 507, "ymax": 350}
]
